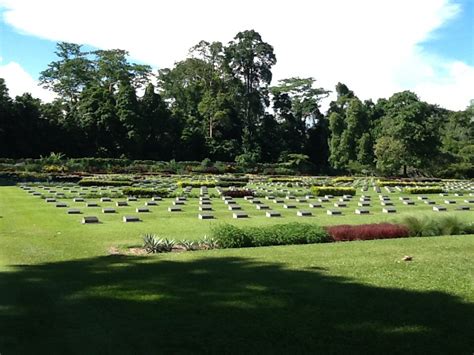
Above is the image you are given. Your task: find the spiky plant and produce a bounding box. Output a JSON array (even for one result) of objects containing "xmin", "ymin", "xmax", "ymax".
[
  {"xmin": 199, "ymin": 235, "xmax": 220, "ymax": 249},
  {"xmin": 179, "ymin": 240, "xmax": 198, "ymax": 251},
  {"xmin": 143, "ymin": 234, "xmax": 161, "ymax": 253}
]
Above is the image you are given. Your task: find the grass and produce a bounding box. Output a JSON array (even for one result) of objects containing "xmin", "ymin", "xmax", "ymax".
[{"xmin": 0, "ymin": 184, "xmax": 473, "ymax": 353}]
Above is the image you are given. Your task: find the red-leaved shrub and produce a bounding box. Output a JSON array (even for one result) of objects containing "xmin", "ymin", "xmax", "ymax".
[{"xmin": 326, "ymin": 223, "xmax": 410, "ymax": 242}]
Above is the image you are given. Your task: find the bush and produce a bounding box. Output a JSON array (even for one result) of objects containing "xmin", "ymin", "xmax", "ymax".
[
  {"xmin": 326, "ymin": 223, "xmax": 410, "ymax": 241},
  {"xmin": 268, "ymin": 177, "xmax": 302, "ymax": 183},
  {"xmin": 401, "ymin": 216, "xmax": 468, "ymax": 237},
  {"xmin": 78, "ymin": 178, "xmax": 132, "ymax": 187},
  {"xmin": 122, "ymin": 187, "xmax": 169, "ymax": 197},
  {"xmin": 177, "ymin": 180, "xmax": 216, "ymax": 188},
  {"xmin": 212, "ymin": 223, "xmax": 330, "ymax": 249},
  {"xmin": 311, "ymin": 186, "xmax": 356, "ymax": 196},
  {"xmin": 332, "ymin": 177, "xmax": 354, "ymax": 183},
  {"xmin": 222, "ymin": 189, "xmax": 255, "ymax": 198},
  {"xmin": 404, "ymin": 187, "xmax": 443, "ymax": 194}
]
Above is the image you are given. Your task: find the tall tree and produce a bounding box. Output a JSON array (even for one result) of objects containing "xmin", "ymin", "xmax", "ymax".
[{"xmin": 226, "ymin": 30, "xmax": 276, "ymax": 155}]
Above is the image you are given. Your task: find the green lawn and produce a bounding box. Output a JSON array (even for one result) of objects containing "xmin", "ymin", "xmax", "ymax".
[{"xmin": 1, "ymin": 185, "xmax": 473, "ymax": 353}]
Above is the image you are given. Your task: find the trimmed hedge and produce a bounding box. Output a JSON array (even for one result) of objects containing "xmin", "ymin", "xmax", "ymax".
[
  {"xmin": 222, "ymin": 189, "xmax": 255, "ymax": 198},
  {"xmin": 268, "ymin": 177, "xmax": 303, "ymax": 183},
  {"xmin": 326, "ymin": 223, "xmax": 410, "ymax": 242},
  {"xmin": 332, "ymin": 177, "xmax": 354, "ymax": 183},
  {"xmin": 212, "ymin": 223, "xmax": 330, "ymax": 248},
  {"xmin": 177, "ymin": 181, "xmax": 216, "ymax": 188},
  {"xmin": 122, "ymin": 187, "xmax": 169, "ymax": 197},
  {"xmin": 78, "ymin": 178, "xmax": 133, "ymax": 187},
  {"xmin": 404, "ymin": 187, "xmax": 443, "ymax": 194},
  {"xmin": 311, "ymin": 186, "xmax": 356, "ymax": 196}
]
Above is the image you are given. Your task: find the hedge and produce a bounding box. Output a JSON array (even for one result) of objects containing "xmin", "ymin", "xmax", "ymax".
[
  {"xmin": 122, "ymin": 187, "xmax": 169, "ymax": 197},
  {"xmin": 212, "ymin": 223, "xmax": 330, "ymax": 248},
  {"xmin": 326, "ymin": 223, "xmax": 410, "ymax": 241},
  {"xmin": 311, "ymin": 186, "xmax": 356, "ymax": 196},
  {"xmin": 404, "ymin": 187, "xmax": 443, "ymax": 194},
  {"xmin": 222, "ymin": 189, "xmax": 255, "ymax": 198},
  {"xmin": 78, "ymin": 178, "xmax": 133, "ymax": 186}
]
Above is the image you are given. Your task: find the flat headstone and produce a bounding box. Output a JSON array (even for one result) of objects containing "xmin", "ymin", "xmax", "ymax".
[
  {"xmin": 417, "ymin": 196, "xmax": 428, "ymax": 200},
  {"xmin": 403, "ymin": 200, "xmax": 415, "ymax": 205},
  {"xmin": 123, "ymin": 215, "xmax": 140, "ymax": 222},
  {"xmin": 444, "ymin": 200, "xmax": 456, "ymax": 204},
  {"xmin": 200, "ymin": 201, "xmax": 212, "ymax": 206},
  {"xmin": 45, "ymin": 198, "xmax": 56, "ymax": 203},
  {"xmin": 339, "ymin": 198, "xmax": 350, "ymax": 202},
  {"xmin": 244, "ymin": 196, "xmax": 254, "ymax": 200},
  {"xmin": 334, "ymin": 202, "xmax": 347, "ymax": 207},
  {"xmin": 286, "ymin": 196, "xmax": 296, "ymax": 200},
  {"xmin": 222, "ymin": 196, "xmax": 233, "ymax": 201},
  {"xmin": 82, "ymin": 216, "xmax": 99, "ymax": 224},
  {"xmin": 327, "ymin": 209, "xmax": 342, "ymax": 215},
  {"xmin": 324, "ymin": 195, "xmax": 334, "ymax": 199},
  {"xmin": 198, "ymin": 213, "xmax": 214, "ymax": 220},
  {"xmin": 100, "ymin": 197, "xmax": 112, "ymax": 202},
  {"xmin": 136, "ymin": 207, "xmax": 150, "ymax": 213},
  {"xmin": 102, "ymin": 208, "xmax": 116, "ymax": 213},
  {"xmin": 381, "ymin": 201, "xmax": 394, "ymax": 206},
  {"xmin": 296, "ymin": 199, "xmax": 308, "ymax": 203},
  {"xmin": 399, "ymin": 197, "xmax": 410, "ymax": 201},
  {"xmin": 439, "ymin": 193, "xmax": 448, "ymax": 196},
  {"xmin": 273, "ymin": 199, "xmax": 285, "ymax": 204},
  {"xmin": 358, "ymin": 202, "xmax": 371, "ymax": 207},
  {"xmin": 168, "ymin": 206, "xmax": 181, "ymax": 212},
  {"xmin": 32, "ymin": 192, "xmax": 42, "ymax": 196},
  {"xmin": 284, "ymin": 204, "xmax": 296, "ymax": 209},
  {"xmin": 225, "ymin": 200, "xmax": 237, "ymax": 205},
  {"xmin": 127, "ymin": 197, "xmax": 138, "ymax": 201},
  {"xmin": 455, "ymin": 206, "xmax": 470, "ymax": 211},
  {"xmin": 73, "ymin": 197, "xmax": 85, "ymax": 202},
  {"xmin": 233, "ymin": 212, "xmax": 248, "ymax": 219},
  {"xmin": 173, "ymin": 201, "xmax": 185, "ymax": 205},
  {"xmin": 309, "ymin": 203, "xmax": 322, "ymax": 208},
  {"xmin": 318, "ymin": 198, "xmax": 329, "ymax": 202},
  {"xmin": 265, "ymin": 196, "xmax": 275, "ymax": 200},
  {"xmin": 355, "ymin": 208, "xmax": 370, "ymax": 214},
  {"xmin": 454, "ymin": 193, "xmax": 463, "ymax": 197},
  {"xmin": 116, "ymin": 201, "xmax": 128, "ymax": 207},
  {"xmin": 86, "ymin": 202, "xmax": 99, "ymax": 207},
  {"xmin": 56, "ymin": 203, "xmax": 68, "ymax": 208},
  {"xmin": 228, "ymin": 205, "xmax": 241, "ymax": 211},
  {"xmin": 199, "ymin": 206, "xmax": 213, "ymax": 211},
  {"xmin": 250, "ymin": 200, "xmax": 262, "ymax": 204},
  {"xmin": 177, "ymin": 196, "xmax": 187, "ymax": 201},
  {"xmin": 297, "ymin": 210, "xmax": 312, "ymax": 217},
  {"xmin": 152, "ymin": 196, "xmax": 162, "ymax": 201},
  {"xmin": 145, "ymin": 201, "xmax": 158, "ymax": 206},
  {"xmin": 433, "ymin": 206, "xmax": 447, "ymax": 212},
  {"xmin": 464, "ymin": 199, "xmax": 474, "ymax": 204},
  {"xmin": 266, "ymin": 211, "xmax": 281, "ymax": 217},
  {"xmin": 382, "ymin": 207, "xmax": 397, "ymax": 213},
  {"xmin": 67, "ymin": 209, "xmax": 81, "ymax": 214},
  {"xmin": 424, "ymin": 200, "xmax": 435, "ymax": 205},
  {"xmin": 256, "ymin": 204, "xmax": 270, "ymax": 210}
]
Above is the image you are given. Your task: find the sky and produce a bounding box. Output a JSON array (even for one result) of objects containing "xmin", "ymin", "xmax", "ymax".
[{"xmin": 0, "ymin": 0, "xmax": 473, "ymax": 111}]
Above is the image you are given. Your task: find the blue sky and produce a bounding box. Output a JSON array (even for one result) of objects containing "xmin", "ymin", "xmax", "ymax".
[
  {"xmin": 421, "ymin": 0, "xmax": 473, "ymax": 66},
  {"xmin": 0, "ymin": 0, "xmax": 473, "ymax": 110}
]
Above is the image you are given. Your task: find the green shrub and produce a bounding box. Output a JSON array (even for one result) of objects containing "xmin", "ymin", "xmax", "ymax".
[
  {"xmin": 401, "ymin": 216, "xmax": 468, "ymax": 237},
  {"xmin": 78, "ymin": 178, "xmax": 132, "ymax": 187},
  {"xmin": 212, "ymin": 223, "xmax": 330, "ymax": 249},
  {"xmin": 123, "ymin": 187, "xmax": 169, "ymax": 197},
  {"xmin": 404, "ymin": 187, "xmax": 443, "ymax": 194},
  {"xmin": 143, "ymin": 234, "xmax": 175, "ymax": 253},
  {"xmin": 311, "ymin": 186, "xmax": 356, "ymax": 196},
  {"xmin": 177, "ymin": 180, "xmax": 216, "ymax": 188},
  {"xmin": 332, "ymin": 177, "xmax": 354, "ymax": 183}
]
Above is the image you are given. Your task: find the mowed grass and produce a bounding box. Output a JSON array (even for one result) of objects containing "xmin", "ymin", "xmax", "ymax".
[
  {"xmin": 1, "ymin": 185, "xmax": 473, "ymax": 262},
  {"xmin": 0, "ymin": 185, "xmax": 473, "ymax": 353}
]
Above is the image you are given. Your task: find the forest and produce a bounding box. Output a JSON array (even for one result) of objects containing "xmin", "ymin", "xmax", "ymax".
[{"xmin": 0, "ymin": 30, "xmax": 473, "ymax": 177}]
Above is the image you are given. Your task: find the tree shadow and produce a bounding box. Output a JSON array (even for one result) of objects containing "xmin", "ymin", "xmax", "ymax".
[{"xmin": 0, "ymin": 254, "xmax": 472, "ymax": 354}]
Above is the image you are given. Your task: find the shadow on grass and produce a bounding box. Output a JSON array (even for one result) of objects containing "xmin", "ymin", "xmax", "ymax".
[{"xmin": 0, "ymin": 255, "xmax": 472, "ymax": 354}]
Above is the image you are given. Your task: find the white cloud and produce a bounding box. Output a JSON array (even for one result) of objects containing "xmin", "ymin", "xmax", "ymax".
[
  {"xmin": 0, "ymin": 0, "xmax": 472, "ymax": 110},
  {"xmin": 0, "ymin": 61, "xmax": 56, "ymax": 102}
]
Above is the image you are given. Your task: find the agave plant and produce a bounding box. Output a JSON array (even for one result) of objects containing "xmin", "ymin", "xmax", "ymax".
[
  {"xmin": 161, "ymin": 238, "xmax": 176, "ymax": 252},
  {"xmin": 179, "ymin": 240, "xmax": 199, "ymax": 251},
  {"xmin": 199, "ymin": 235, "xmax": 220, "ymax": 250},
  {"xmin": 143, "ymin": 234, "xmax": 161, "ymax": 253}
]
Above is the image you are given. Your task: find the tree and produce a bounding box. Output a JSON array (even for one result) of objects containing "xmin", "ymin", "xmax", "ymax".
[
  {"xmin": 226, "ymin": 30, "xmax": 276, "ymax": 154},
  {"xmin": 39, "ymin": 42, "xmax": 93, "ymax": 106},
  {"xmin": 374, "ymin": 136, "xmax": 405, "ymax": 175},
  {"xmin": 378, "ymin": 91, "xmax": 439, "ymax": 175}
]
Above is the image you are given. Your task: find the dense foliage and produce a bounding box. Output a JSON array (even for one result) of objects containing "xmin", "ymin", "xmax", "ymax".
[{"xmin": 1, "ymin": 30, "xmax": 473, "ymax": 177}]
